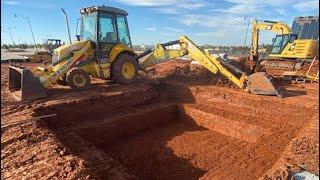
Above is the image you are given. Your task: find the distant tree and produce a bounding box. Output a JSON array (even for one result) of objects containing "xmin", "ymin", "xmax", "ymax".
[{"xmin": 2, "ymin": 44, "xmax": 9, "ymax": 49}]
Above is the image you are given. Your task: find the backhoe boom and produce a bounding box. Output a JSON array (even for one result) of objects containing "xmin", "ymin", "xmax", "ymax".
[{"xmin": 139, "ymin": 36, "xmax": 281, "ymax": 97}]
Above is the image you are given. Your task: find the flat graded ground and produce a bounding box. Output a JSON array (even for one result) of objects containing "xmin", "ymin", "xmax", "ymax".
[{"xmin": 1, "ymin": 60, "xmax": 319, "ymax": 179}]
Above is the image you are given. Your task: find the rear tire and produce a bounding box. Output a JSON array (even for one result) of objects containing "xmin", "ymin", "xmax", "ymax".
[
  {"xmin": 112, "ymin": 53, "xmax": 139, "ymax": 84},
  {"xmin": 66, "ymin": 68, "xmax": 91, "ymax": 90}
]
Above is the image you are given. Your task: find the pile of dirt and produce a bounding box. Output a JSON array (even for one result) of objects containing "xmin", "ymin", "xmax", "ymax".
[
  {"xmin": 27, "ymin": 52, "xmax": 52, "ymax": 63},
  {"xmin": 147, "ymin": 59, "xmax": 237, "ymax": 88}
]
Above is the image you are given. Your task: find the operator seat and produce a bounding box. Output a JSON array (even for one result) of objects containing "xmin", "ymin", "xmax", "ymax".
[{"xmin": 102, "ymin": 32, "xmax": 117, "ymax": 42}]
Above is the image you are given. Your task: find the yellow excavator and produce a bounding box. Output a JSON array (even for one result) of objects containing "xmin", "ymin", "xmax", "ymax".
[
  {"xmin": 8, "ymin": 6, "xmax": 282, "ymax": 101},
  {"xmin": 250, "ymin": 19, "xmax": 318, "ymax": 70}
]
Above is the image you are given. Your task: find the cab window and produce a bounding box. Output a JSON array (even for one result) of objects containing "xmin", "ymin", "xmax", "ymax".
[
  {"xmin": 271, "ymin": 35, "xmax": 283, "ymax": 54},
  {"xmin": 271, "ymin": 34, "xmax": 289, "ymax": 54},
  {"xmin": 99, "ymin": 15, "xmax": 117, "ymax": 43},
  {"xmin": 116, "ymin": 15, "xmax": 131, "ymax": 47},
  {"xmin": 289, "ymin": 34, "xmax": 297, "ymax": 43},
  {"xmin": 81, "ymin": 13, "xmax": 97, "ymax": 41}
]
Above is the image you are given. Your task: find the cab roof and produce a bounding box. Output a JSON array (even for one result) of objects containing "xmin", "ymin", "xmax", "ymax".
[{"xmin": 80, "ymin": 6, "xmax": 128, "ymax": 16}]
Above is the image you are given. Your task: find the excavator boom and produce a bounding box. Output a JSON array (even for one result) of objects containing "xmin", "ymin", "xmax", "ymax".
[
  {"xmin": 139, "ymin": 36, "xmax": 281, "ymax": 97},
  {"xmin": 251, "ymin": 19, "xmax": 291, "ymax": 61}
]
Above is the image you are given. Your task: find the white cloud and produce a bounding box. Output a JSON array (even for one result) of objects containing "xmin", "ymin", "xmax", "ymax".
[
  {"xmin": 116, "ymin": 0, "xmax": 206, "ymax": 13},
  {"xmin": 293, "ymin": 0, "xmax": 319, "ymax": 12},
  {"xmin": 226, "ymin": 0, "xmax": 298, "ymax": 6},
  {"xmin": 217, "ymin": 0, "xmax": 304, "ymax": 15},
  {"xmin": 165, "ymin": 27, "xmax": 183, "ymax": 32},
  {"xmin": 153, "ymin": 8, "xmax": 179, "ymax": 14},
  {"xmin": 116, "ymin": 0, "xmax": 179, "ymax": 6},
  {"xmin": 2, "ymin": 0, "xmax": 20, "ymax": 5},
  {"xmin": 146, "ymin": 27, "xmax": 157, "ymax": 31},
  {"xmin": 213, "ymin": 4, "xmax": 261, "ymax": 14},
  {"xmin": 275, "ymin": 9, "xmax": 287, "ymax": 16},
  {"xmin": 177, "ymin": 14, "xmax": 245, "ymax": 28},
  {"xmin": 177, "ymin": 2, "xmax": 205, "ymax": 10},
  {"xmin": 176, "ymin": 14, "xmax": 202, "ymax": 26}
]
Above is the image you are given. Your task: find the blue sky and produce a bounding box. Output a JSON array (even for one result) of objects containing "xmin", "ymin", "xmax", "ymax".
[{"xmin": 1, "ymin": 0, "xmax": 319, "ymax": 46}]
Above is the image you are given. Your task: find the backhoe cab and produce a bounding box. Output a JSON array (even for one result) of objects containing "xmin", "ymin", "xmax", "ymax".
[{"xmin": 9, "ymin": 6, "xmax": 139, "ymax": 101}]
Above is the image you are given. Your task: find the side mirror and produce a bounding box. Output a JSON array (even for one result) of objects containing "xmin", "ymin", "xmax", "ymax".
[
  {"xmin": 76, "ymin": 35, "xmax": 80, "ymax": 41},
  {"xmin": 272, "ymin": 38, "xmax": 275, "ymax": 42}
]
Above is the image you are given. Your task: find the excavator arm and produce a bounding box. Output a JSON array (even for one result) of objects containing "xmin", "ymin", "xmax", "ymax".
[
  {"xmin": 251, "ymin": 19, "xmax": 292, "ymax": 61},
  {"xmin": 139, "ymin": 36, "xmax": 282, "ymax": 97}
]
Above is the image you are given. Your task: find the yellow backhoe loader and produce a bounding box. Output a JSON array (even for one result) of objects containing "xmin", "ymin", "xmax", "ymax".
[
  {"xmin": 250, "ymin": 19, "xmax": 318, "ymax": 70},
  {"xmin": 8, "ymin": 6, "xmax": 281, "ymax": 101}
]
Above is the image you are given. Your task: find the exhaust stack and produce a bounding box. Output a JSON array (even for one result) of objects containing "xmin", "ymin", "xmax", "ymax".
[{"xmin": 61, "ymin": 8, "xmax": 72, "ymax": 44}]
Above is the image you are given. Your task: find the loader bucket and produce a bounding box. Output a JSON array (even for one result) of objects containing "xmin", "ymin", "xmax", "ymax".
[
  {"xmin": 247, "ymin": 72, "xmax": 282, "ymax": 97},
  {"xmin": 9, "ymin": 65, "xmax": 47, "ymax": 101}
]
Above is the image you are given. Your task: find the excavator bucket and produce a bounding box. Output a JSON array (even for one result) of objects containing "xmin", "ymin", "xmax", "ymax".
[
  {"xmin": 9, "ymin": 65, "xmax": 47, "ymax": 101},
  {"xmin": 247, "ymin": 72, "xmax": 282, "ymax": 97}
]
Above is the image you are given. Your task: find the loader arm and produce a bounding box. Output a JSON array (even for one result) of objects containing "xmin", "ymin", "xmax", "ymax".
[
  {"xmin": 37, "ymin": 41, "xmax": 93, "ymax": 88},
  {"xmin": 139, "ymin": 35, "xmax": 281, "ymax": 96},
  {"xmin": 251, "ymin": 19, "xmax": 291, "ymax": 61}
]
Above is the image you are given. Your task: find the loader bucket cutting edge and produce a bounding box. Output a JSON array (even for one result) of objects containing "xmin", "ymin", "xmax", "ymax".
[
  {"xmin": 247, "ymin": 72, "xmax": 282, "ymax": 97},
  {"xmin": 9, "ymin": 66, "xmax": 47, "ymax": 101}
]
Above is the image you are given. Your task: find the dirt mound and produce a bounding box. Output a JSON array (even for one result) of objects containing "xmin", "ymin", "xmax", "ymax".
[
  {"xmin": 29, "ymin": 52, "xmax": 52, "ymax": 63},
  {"xmin": 147, "ymin": 60, "xmax": 237, "ymax": 88}
]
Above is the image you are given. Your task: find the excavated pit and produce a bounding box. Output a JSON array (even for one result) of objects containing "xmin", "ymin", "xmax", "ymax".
[
  {"xmin": 36, "ymin": 102, "xmax": 278, "ymax": 179},
  {"xmin": 32, "ymin": 82, "xmax": 313, "ymax": 179}
]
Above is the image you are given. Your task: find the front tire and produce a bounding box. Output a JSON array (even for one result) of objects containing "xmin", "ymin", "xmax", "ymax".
[
  {"xmin": 112, "ymin": 53, "xmax": 139, "ymax": 84},
  {"xmin": 66, "ymin": 68, "xmax": 91, "ymax": 90}
]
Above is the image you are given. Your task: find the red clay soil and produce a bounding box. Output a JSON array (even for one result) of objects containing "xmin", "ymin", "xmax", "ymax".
[
  {"xmin": 72, "ymin": 81, "xmax": 318, "ymax": 179},
  {"xmin": 1, "ymin": 60, "xmax": 319, "ymax": 179},
  {"xmin": 1, "ymin": 62, "xmax": 158, "ymax": 179},
  {"xmin": 150, "ymin": 59, "xmax": 238, "ymax": 88}
]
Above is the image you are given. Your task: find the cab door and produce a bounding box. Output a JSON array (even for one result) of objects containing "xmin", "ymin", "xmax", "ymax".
[
  {"xmin": 97, "ymin": 13, "xmax": 118, "ymax": 62},
  {"xmin": 115, "ymin": 14, "xmax": 132, "ymax": 47}
]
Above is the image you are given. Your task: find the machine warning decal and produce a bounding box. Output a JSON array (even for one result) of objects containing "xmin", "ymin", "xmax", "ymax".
[{"xmin": 266, "ymin": 25, "xmax": 273, "ymax": 30}]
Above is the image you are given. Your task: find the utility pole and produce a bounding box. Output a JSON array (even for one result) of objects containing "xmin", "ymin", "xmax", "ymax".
[
  {"xmin": 2, "ymin": 27, "xmax": 16, "ymax": 46},
  {"xmin": 7, "ymin": 27, "xmax": 15, "ymax": 46},
  {"xmin": 242, "ymin": 17, "xmax": 250, "ymax": 55},
  {"xmin": 15, "ymin": 13, "xmax": 38, "ymax": 53}
]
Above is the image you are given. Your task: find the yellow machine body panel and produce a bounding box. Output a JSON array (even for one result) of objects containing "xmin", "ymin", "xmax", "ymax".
[
  {"xmin": 270, "ymin": 39, "xmax": 318, "ymax": 59},
  {"xmin": 52, "ymin": 40, "xmax": 90, "ymax": 66},
  {"xmin": 109, "ymin": 44, "xmax": 135, "ymax": 63}
]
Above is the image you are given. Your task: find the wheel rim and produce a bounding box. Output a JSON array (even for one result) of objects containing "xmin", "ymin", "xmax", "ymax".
[
  {"xmin": 72, "ymin": 74, "xmax": 86, "ymax": 87},
  {"xmin": 122, "ymin": 62, "xmax": 135, "ymax": 80}
]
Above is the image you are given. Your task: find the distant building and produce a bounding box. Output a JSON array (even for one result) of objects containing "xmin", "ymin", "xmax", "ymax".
[
  {"xmin": 292, "ymin": 16, "xmax": 319, "ymax": 40},
  {"xmin": 166, "ymin": 44, "xmax": 180, "ymax": 50}
]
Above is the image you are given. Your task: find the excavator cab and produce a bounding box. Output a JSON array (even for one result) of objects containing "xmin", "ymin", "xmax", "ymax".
[{"xmin": 271, "ymin": 34, "xmax": 298, "ymax": 54}]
